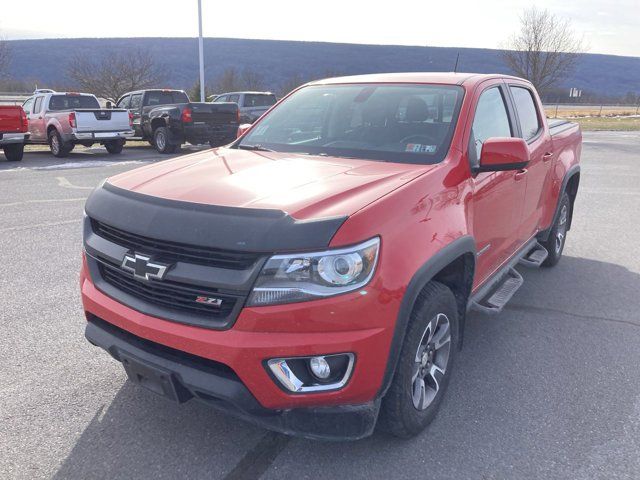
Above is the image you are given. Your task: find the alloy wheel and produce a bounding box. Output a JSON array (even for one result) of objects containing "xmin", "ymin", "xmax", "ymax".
[{"xmin": 411, "ymin": 313, "xmax": 451, "ymax": 410}]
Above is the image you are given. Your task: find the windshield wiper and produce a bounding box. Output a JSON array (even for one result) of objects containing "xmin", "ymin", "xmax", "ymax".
[{"xmin": 237, "ymin": 144, "xmax": 274, "ymax": 152}]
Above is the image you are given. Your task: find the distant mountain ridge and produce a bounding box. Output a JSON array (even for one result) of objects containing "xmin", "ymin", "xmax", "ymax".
[{"xmin": 5, "ymin": 37, "xmax": 640, "ymax": 98}]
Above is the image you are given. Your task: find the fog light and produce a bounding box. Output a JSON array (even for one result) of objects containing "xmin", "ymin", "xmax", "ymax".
[{"xmin": 309, "ymin": 356, "xmax": 331, "ymax": 380}]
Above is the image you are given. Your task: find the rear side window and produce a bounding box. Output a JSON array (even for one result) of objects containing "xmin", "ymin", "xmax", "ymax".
[
  {"xmin": 130, "ymin": 94, "xmax": 143, "ymax": 109},
  {"xmin": 228, "ymin": 94, "xmax": 240, "ymax": 104},
  {"xmin": 33, "ymin": 96, "xmax": 43, "ymax": 114},
  {"xmin": 470, "ymin": 87, "xmax": 512, "ymax": 166},
  {"xmin": 144, "ymin": 91, "xmax": 189, "ymax": 106},
  {"xmin": 244, "ymin": 94, "xmax": 277, "ymax": 107},
  {"xmin": 49, "ymin": 95, "xmax": 100, "ymax": 111},
  {"xmin": 510, "ymin": 86, "xmax": 541, "ymax": 141}
]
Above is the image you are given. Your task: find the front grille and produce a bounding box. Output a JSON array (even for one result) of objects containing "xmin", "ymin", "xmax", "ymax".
[
  {"xmin": 99, "ymin": 261, "xmax": 238, "ymax": 318},
  {"xmin": 92, "ymin": 219, "xmax": 259, "ymax": 270}
]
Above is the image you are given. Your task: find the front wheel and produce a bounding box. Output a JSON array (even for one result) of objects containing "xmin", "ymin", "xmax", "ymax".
[
  {"xmin": 380, "ymin": 281, "xmax": 458, "ymax": 438},
  {"xmin": 540, "ymin": 193, "xmax": 571, "ymax": 267},
  {"xmin": 104, "ymin": 140, "xmax": 124, "ymax": 154},
  {"xmin": 3, "ymin": 144, "xmax": 24, "ymax": 161}
]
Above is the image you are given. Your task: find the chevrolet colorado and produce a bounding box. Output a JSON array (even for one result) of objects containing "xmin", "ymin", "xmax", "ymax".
[
  {"xmin": 81, "ymin": 73, "xmax": 581, "ymax": 440},
  {"xmin": 0, "ymin": 105, "xmax": 29, "ymax": 161},
  {"xmin": 23, "ymin": 92, "xmax": 134, "ymax": 157},
  {"xmin": 116, "ymin": 89, "xmax": 239, "ymax": 154}
]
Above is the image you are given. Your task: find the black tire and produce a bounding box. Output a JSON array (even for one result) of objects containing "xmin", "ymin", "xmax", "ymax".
[
  {"xmin": 540, "ymin": 193, "xmax": 571, "ymax": 267},
  {"xmin": 104, "ymin": 140, "xmax": 124, "ymax": 154},
  {"xmin": 3, "ymin": 144, "xmax": 24, "ymax": 161},
  {"xmin": 153, "ymin": 127, "xmax": 178, "ymax": 154},
  {"xmin": 48, "ymin": 129, "xmax": 71, "ymax": 158},
  {"xmin": 379, "ymin": 281, "xmax": 458, "ymax": 438}
]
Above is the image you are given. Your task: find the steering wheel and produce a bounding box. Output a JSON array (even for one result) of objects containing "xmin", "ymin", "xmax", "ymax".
[{"xmin": 399, "ymin": 134, "xmax": 438, "ymax": 147}]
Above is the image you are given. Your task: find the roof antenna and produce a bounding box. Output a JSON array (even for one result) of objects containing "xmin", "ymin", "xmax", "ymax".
[{"xmin": 453, "ymin": 53, "xmax": 460, "ymax": 73}]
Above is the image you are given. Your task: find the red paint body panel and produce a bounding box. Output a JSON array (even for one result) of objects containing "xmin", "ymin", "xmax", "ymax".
[
  {"xmin": 0, "ymin": 106, "xmax": 28, "ymax": 134},
  {"xmin": 81, "ymin": 73, "xmax": 581, "ymax": 412}
]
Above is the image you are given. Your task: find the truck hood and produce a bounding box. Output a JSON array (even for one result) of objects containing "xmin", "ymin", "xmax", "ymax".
[{"xmin": 108, "ymin": 147, "xmax": 432, "ymax": 221}]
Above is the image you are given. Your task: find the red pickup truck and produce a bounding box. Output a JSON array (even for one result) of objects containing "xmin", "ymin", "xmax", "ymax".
[
  {"xmin": 81, "ymin": 73, "xmax": 581, "ymax": 440},
  {"xmin": 0, "ymin": 105, "xmax": 29, "ymax": 161}
]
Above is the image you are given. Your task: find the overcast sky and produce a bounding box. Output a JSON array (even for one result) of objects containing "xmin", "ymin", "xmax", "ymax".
[{"xmin": 1, "ymin": 0, "xmax": 638, "ymax": 57}]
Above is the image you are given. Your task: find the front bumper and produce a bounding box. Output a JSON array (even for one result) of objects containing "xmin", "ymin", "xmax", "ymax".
[
  {"xmin": 0, "ymin": 132, "xmax": 29, "ymax": 145},
  {"xmin": 71, "ymin": 130, "xmax": 134, "ymax": 142},
  {"xmin": 85, "ymin": 314, "xmax": 379, "ymax": 440}
]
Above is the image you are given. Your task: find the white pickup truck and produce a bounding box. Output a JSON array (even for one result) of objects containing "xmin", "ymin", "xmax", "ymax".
[{"xmin": 22, "ymin": 92, "xmax": 134, "ymax": 157}]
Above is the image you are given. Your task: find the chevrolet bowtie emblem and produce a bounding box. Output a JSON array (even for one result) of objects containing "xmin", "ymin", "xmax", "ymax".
[{"xmin": 121, "ymin": 253, "xmax": 170, "ymax": 281}]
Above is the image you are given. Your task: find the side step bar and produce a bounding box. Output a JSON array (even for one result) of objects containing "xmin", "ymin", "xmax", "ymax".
[
  {"xmin": 518, "ymin": 242, "xmax": 549, "ymax": 268},
  {"xmin": 471, "ymin": 267, "xmax": 524, "ymax": 315}
]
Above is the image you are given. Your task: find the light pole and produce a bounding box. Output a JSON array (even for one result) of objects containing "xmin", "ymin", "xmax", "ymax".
[{"xmin": 197, "ymin": 0, "xmax": 205, "ymax": 102}]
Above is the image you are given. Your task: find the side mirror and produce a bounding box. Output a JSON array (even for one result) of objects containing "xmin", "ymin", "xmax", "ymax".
[
  {"xmin": 478, "ymin": 137, "xmax": 530, "ymax": 172},
  {"xmin": 237, "ymin": 123, "xmax": 252, "ymax": 138}
]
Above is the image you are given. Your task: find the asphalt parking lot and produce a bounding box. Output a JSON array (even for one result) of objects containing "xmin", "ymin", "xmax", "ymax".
[{"xmin": 1, "ymin": 132, "xmax": 639, "ymax": 480}]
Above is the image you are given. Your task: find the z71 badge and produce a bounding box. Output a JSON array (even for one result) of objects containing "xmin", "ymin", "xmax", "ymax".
[{"xmin": 195, "ymin": 296, "xmax": 223, "ymax": 307}]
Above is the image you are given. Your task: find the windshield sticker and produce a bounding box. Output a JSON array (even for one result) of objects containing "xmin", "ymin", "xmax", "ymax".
[{"xmin": 405, "ymin": 143, "xmax": 437, "ymax": 154}]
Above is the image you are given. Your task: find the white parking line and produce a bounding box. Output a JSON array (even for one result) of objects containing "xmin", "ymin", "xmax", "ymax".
[
  {"xmin": 0, "ymin": 197, "xmax": 87, "ymax": 208},
  {"xmin": 56, "ymin": 176, "xmax": 94, "ymax": 190}
]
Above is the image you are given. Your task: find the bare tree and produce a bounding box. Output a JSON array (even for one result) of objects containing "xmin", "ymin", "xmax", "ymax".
[
  {"xmin": 0, "ymin": 35, "xmax": 11, "ymax": 80},
  {"xmin": 67, "ymin": 48, "xmax": 165, "ymax": 100},
  {"xmin": 278, "ymin": 73, "xmax": 308, "ymax": 97},
  {"xmin": 501, "ymin": 8, "xmax": 584, "ymax": 94},
  {"xmin": 211, "ymin": 68, "xmax": 265, "ymax": 94}
]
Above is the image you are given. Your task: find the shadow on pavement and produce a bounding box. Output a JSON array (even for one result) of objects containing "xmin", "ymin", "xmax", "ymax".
[{"xmin": 53, "ymin": 255, "xmax": 640, "ymax": 479}]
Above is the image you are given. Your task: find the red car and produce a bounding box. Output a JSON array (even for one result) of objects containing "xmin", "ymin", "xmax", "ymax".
[
  {"xmin": 81, "ymin": 73, "xmax": 581, "ymax": 440},
  {"xmin": 0, "ymin": 105, "xmax": 29, "ymax": 161}
]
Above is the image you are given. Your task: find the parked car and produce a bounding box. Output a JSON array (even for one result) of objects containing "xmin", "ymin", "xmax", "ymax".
[
  {"xmin": 81, "ymin": 73, "xmax": 581, "ymax": 440},
  {"xmin": 212, "ymin": 91, "xmax": 277, "ymax": 123},
  {"xmin": 116, "ymin": 89, "xmax": 239, "ymax": 154},
  {"xmin": 22, "ymin": 92, "xmax": 133, "ymax": 157},
  {"xmin": 0, "ymin": 105, "xmax": 29, "ymax": 161}
]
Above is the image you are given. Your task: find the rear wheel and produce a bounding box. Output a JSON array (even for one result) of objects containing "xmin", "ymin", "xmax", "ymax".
[
  {"xmin": 3, "ymin": 144, "xmax": 24, "ymax": 161},
  {"xmin": 153, "ymin": 127, "xmax": 178, "ymax": 154},
  {"xmin": 104, "ymin": 140, "xmax": 124, "ymax": 154},
  {"xmin": 48, "ymin": 129, "xmax": 71, "ymax": 158},
  {"xmin": 541, "ymin": 193, "xmax": 571, "ymax": 267},
  {"xmin": 380, "ymin": 281, "xmax": 458, "ymax": 438}
]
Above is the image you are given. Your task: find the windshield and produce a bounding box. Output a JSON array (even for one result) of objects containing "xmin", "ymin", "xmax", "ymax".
[
  {"xmin": 244, "ymin": 94, "xmax": 277, "ymax": 108},
  {"xmin": 49, "ymin": 95, "xmax": 100, "ymax": 111},
  {"xmin": 238, "ymin": 84, "xmax": 464, "ymax": 163}
]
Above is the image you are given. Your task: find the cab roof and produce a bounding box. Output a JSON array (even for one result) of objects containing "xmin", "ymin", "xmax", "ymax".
[{"xmin": 310, "ymin": 72, "xmax": 528, "ymax": 88}]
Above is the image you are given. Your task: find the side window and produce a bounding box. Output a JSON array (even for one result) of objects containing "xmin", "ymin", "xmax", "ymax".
[
  {"xmin": 130, "ymin": 94, "xmax": 142, "ymax": 110},
  {"xmin": 510, "ymin": 86, "xmax": 541, "ymax": 141},
  {"xmin": 22, "ymin": 97, "xmax": 34, "ymax": 115},
  {"xmin": 33, "ymin": 96, "xmax": 43, "ymax": 114},
  {"xmin": 214, "ymin": 95, "xmax": 227, "ymax": 103},
  {"xmin": 470, "ymin": 87, "xmax": 512, "ymax": 168},
  {"xmin": 228, "ymin": 94, "xmax": 240, "ymax": 104},
  {"xmin": 116, "ymin": 95, "xmax": 130, "ymax": 109}
]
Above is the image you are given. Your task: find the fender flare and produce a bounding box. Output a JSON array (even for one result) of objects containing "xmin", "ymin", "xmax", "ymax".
[
  {"xmin": 376, "ymin": 235, "xmax": 476, "ymax": 399},
  {"xmin": 538, "ymin": 164, "xmax": 581, "ymax": 242}
]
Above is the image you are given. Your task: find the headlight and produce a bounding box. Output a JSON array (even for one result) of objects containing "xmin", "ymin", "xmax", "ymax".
[{"xmin": 247, "ymin": 237, "xmax": 380, "ymax": 306}]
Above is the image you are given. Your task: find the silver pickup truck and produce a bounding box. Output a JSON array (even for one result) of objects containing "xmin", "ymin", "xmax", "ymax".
[{"xmin": 22, "ymin": 92, "xmax": 134, "ymax": 157}]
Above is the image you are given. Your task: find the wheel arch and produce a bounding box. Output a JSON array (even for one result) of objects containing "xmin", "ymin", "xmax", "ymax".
[
  {"xmin": 377, "ymin": 235, "xmax": 476, "ymax": 399},
  {"xmin": 539, "ymin": 165, "xmax": 580, "ymax": 242}
]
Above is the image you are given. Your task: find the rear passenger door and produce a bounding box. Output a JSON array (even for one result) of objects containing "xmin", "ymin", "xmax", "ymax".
[
  {"xmin": 28, "ymin": 95, "xmax": 46, "ymax": 141},
  {"xmin": 468, "ymin": 82, "xmax": 527, "ymax": 287},
  {"xmin": 129, "ymin": 94, "xmax": 144, "ymax": 136},
  {"xmin": 507, "ymin": 83, "xmax": 553, "ymax": 242}
]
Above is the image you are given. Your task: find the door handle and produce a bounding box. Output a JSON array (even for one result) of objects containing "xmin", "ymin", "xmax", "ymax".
[
  {"xmin": 514, "ymin": 169, "xmax": 528, "ymax": 181},
  {"xmin": 542, "ymin": 152, "xmax": 554, "ymax": 162}
]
